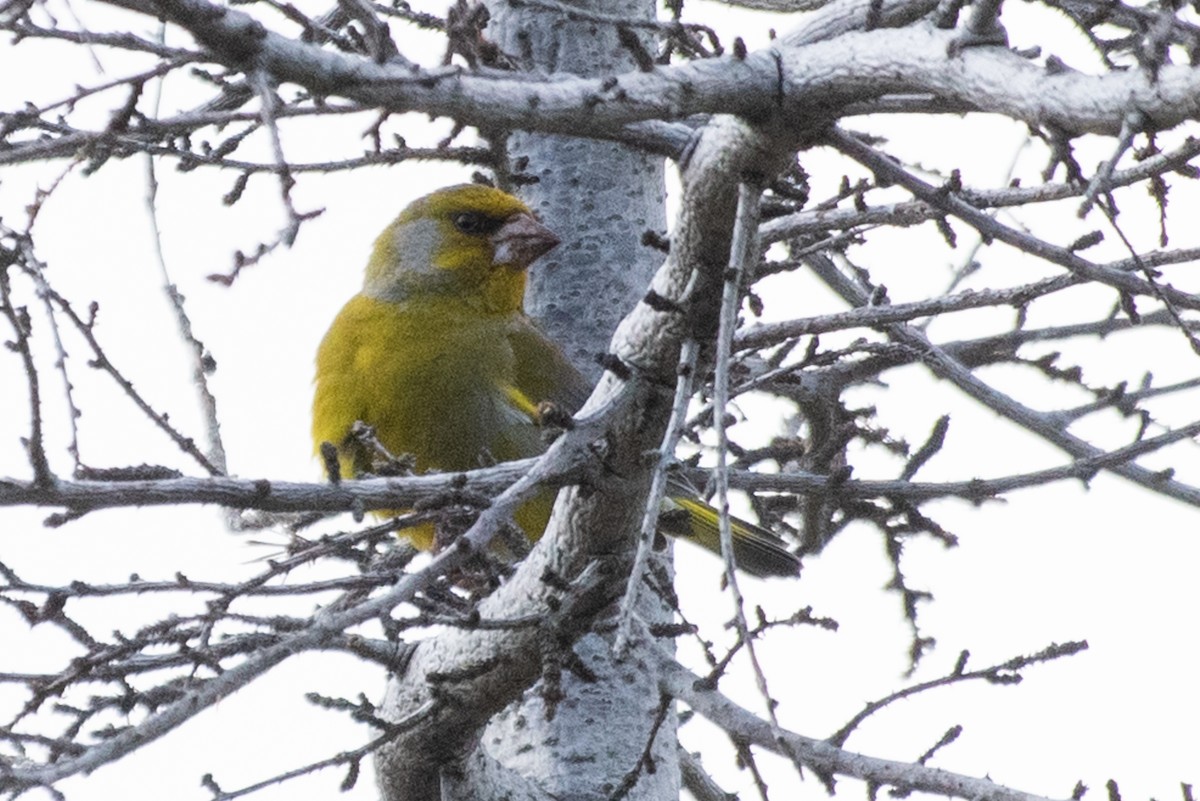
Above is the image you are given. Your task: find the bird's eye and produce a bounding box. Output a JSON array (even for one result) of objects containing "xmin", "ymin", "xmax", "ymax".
[{"xmin": 451, "ymin": 212, "xmax": 502, "ymax": 235}]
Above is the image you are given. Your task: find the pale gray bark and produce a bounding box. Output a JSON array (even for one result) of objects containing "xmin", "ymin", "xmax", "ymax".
[{"xmin": 78, "ymin": 0, "xmax": 1200, "ymax": 150}]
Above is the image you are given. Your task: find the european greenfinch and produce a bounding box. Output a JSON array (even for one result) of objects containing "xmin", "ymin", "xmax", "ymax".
[{"xmin": 312, "ymin": 184, "xmax": 799, "ymax": 578}]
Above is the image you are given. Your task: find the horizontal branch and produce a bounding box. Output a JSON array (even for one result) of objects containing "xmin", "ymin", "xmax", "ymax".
[
  {"xmin": 738, "ymin": 270, "xmax": 1200, "ymax": 351},
  {"xmin": 713, "ymin": 418, "xmax": 1200, "ymax": 502},
  {"xmin": 6, "ymin": 411, "xmax": 1197, "ymax": 516},
  {"xmin": 0, "ymin": 460, "xmax": 533, "ymax": 516},
  {"xmin": 90, "ymin": 0, "xmax": 1200, "ymax": 141},
  {"xmin": 760, "ymin": 136, "xmax": 1200, "ymax": 242},
  {"xmin": 737, "ymin": 274, "xmax": 1079, "ymax": 350}
]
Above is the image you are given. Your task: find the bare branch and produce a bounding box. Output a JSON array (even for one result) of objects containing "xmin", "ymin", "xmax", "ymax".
[
  {"xmin": 70, "ymin": 0, "xmax": 1200, "ymax": 141},
  {"xmin": 659, "ymin": 652, "xmax": 1076, "ymax": 801}
]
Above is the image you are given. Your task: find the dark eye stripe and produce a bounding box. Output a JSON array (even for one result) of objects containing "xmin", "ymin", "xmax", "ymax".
[{"xmin": 452, "ymin": 212, "xmax": 505, "ymax": 236}]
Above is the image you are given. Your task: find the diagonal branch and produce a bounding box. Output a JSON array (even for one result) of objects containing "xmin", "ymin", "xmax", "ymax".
[
  {"xmin": 828, "ymin": 127, "xmax": 1200, "ymax": 314},
  {"xmin": 801, "ymin": 249, "xmax": 1200, "ymax": 506},
  {"xmin": 656, "ymin": 649, "xmax": 1077, "ymax": 801}
]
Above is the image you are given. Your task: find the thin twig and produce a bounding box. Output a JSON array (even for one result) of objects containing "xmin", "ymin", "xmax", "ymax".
[
  {"xmin": 614, "ymin": 337, "xmax": 698, "ymax": 655},
  {"xmin": 143, "ymin": 46, "xmax": 229, "ymax": 476},
  {"xmin": 711, "ymin": 182, "xmax": 790, "ymax": 751},
  {"xmin": 0, "ymin": 242, "xmax": 53, "ymax": 486}
]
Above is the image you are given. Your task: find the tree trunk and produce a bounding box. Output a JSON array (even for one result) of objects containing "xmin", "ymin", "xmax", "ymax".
[{"xmin": 476, "ymin": 2, "xmax": 677, "ymax": 799}]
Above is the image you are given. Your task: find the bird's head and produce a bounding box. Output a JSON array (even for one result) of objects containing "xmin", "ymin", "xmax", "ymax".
[{"xmin": 364, "ymin": 184, "xmax": 560, "ymax": 314}]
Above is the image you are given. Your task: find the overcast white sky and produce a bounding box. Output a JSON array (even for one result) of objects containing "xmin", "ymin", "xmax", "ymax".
[{"xmin": 1, "ymin": 1, "xmax": 1198, "ymax": 799}]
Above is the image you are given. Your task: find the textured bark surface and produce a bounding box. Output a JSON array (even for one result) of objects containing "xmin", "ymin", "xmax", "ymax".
[
  {"xmin": 476, "ymin": 2, "xmax": 677, "ymax": 800},
  {"xmin": 489, "ymin": 0, "xmax": 667, "ymax": 382}
]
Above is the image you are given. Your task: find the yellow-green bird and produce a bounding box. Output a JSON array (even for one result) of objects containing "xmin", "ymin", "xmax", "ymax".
[{"xmin": 312, "ymin": 184, "xmax": 799, "ymax": 578}]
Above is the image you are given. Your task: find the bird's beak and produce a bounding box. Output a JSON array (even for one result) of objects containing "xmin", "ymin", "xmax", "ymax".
[{"xmin": 491, "ymin": 213, "xmax": 560, "ymax": 270}]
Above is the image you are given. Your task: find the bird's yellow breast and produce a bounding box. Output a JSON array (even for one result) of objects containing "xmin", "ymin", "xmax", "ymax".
[{"xmin": 312, "ymin": 293, "xmax": 542, "ymax": 477}]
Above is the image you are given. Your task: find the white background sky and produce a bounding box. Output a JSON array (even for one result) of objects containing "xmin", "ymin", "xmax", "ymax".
[{"xmin": 1, "ymin": 1, "xmax": 1199, "ymax": 799}]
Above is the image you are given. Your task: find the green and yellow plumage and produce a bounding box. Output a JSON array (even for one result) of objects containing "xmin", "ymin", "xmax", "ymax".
[{"xmin": 312, "ymin": 184, "xmax": 799, "ymax": 576}]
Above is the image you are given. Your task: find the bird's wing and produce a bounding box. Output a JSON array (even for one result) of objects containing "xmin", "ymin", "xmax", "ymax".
[
  {"xmin": 507, "ymin": 315, "xmax": 592, "ymax": 415},
  {"xmin": 662, "ymin": 474, "xmax": 801, "ymax": 579}
]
